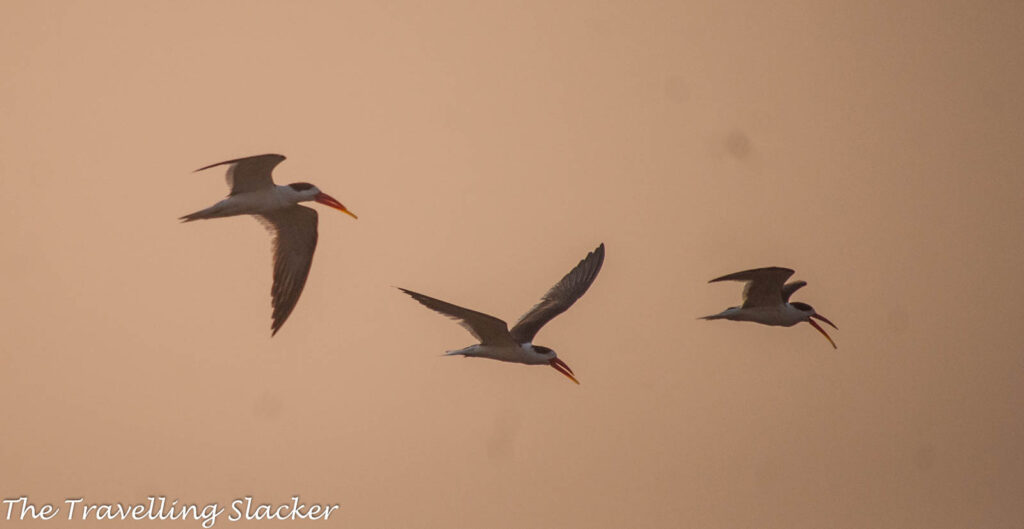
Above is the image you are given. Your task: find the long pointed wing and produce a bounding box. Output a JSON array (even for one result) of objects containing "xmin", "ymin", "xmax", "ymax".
[
  {"xmin": 709, "ymin": 267, "xmax": 794, "ymax": 309},
  {"xmin": 510, "ymin": 243, "xmax": 605, "ymax": 343},
  {"xmin": 195, "ymin": 154, "xmax": 286, "ymax": 196},
  {"xmin": 254, "ymin": 205, "xmax": 319, "ymax": 336},
  {"xmin": 398, "ymin": 288, "xmax": 514, "ymax": 346},
  {"xmin": 781, "ymin": 280, "xmax": 807, "ymax": 302}
]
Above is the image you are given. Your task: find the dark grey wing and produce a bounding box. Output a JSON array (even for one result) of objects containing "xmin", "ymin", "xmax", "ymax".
[
  {"xmin": 195, "ymin": 153, "xmax": 286, "ymax": 196},
  {"xmin": 510, "ymin": 243, "xmax": 605, "ymax": 343},
  {"xmin": 781, "ymin": 280, "xmax": 807, "ymax": 303},
  {"xmin": 709, "ymin": 267, "xmax": 794, "ymax": 308},
  {"xmin": 398, "ymin": 288, "xmax": 514, "ymax": 345},
  {"xmin": 254, "ymin": 205, "xmax": 319, "ymax": 336}
]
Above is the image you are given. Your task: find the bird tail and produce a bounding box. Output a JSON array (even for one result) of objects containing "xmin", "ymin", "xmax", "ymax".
[
  {"xmin": 699, "ymin": 314, "xmax": 725, "ymax": 321},
  {"xmin": 179, "ymin": 209, "xmax": 208, "ymax": 222},
  {"xmin": 443, "ymin": 346, "xmax": 476, "ymax": 357},
  {"xmin": 179, "ymin": 202, "xmax": 230, "ymax": 222}
]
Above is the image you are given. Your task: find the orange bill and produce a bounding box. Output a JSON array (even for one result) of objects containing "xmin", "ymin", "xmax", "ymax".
[
  {"xmin": 807, "ymin": 318, "xmax": 837, "ymax": 349},
  {"xmin": 315, "ymin": 192, "xmax": 358, "ymax": 219},
  {"xmin": 810, "ymin": 312, "xmax": 838, "ymax": 330},
  {"xmin": 549, "ymin": 358, "xmax": 579, "ymax": 384}
]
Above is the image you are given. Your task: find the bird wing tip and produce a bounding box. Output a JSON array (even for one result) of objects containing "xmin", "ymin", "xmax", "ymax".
[{"xmin": 193, "ymin": 153, "xmax": 287, "ymax": 173}]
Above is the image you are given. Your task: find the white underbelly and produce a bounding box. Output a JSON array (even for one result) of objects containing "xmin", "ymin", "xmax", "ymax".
[
  {"xmin": 225, "ymin": 190, "xmax": 290, "ymax": 214},
  {"xmin": 734, "ymin": 306, "xmax": 804, "ymax": 326},
  {"xmin": 448, "ymin": 344, "xmax": 531, "ymax": 363}
]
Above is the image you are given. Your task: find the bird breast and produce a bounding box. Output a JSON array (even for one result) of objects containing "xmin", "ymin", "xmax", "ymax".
[
  {"xmin": 727, "ymin": 306, "xmax": 807, "ymax": 327},
  {"xmin": 454, "ymin": 344, "xmax": 539, "ymax": 364},
  {"xmin": 225, "ymin": 188, "xmax": 297, "ymax": 215}
]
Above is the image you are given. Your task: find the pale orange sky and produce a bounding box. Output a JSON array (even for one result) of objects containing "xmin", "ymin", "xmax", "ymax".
[{"xmin": 1, "ymin": 1, "xmax": 1023, "ymax": 528}]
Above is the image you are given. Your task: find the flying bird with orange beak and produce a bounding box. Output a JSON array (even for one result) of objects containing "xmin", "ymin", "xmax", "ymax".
[
  {"xmin": 181, "ymin": 154, "xmax": 357, "ymax": 335},
  {"xmin": 399, "ymin": 243, "xmax": 605, "ymax": 384},
  {"xmin": 702, "ymin": 267, "xmax": 839, "ymax": 348}
]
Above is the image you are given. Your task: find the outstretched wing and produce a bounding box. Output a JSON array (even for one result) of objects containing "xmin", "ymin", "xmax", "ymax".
[
  {"xmin": 195, "ymin": 153, "xmax": 286, "ymax": 196},
  {"xmin": 709, "ymin": 267, "xmax": 794, "ymax": 308},
  {"xmin": 781, "ymin": 280, "xmax": 807, "ymax": 303},
  {"xmin": 254, "ymin": 205, "xmax": 319, "ymax": 336},
  {"xmin": 398, "ymin": 288, "xmax": 515, "ymax": 345},
  {"xmin": 510, "ymin": 243, "xmax": 605, "ymax": 343}
]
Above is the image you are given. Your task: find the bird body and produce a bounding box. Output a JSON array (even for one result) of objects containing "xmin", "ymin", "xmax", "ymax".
[
  {"xmin": 400, "ymin": 243, "xmax": 606, "ymax": 384},
  {"xmin": 702, "ymin": 304, "xmax": 812, "ymax": 327},
  {"xmin": 703, "ymin": 266, "xmax": 838, "ymax": 348},
  {"xmin": 181, "ymin": 154, "xmax": 357, "ymax": 335},
  {"xmin": 180, "ymin": 184, "xmax": 320, "ymax": 221},
  {"xmin": 443, "ymin": 343, "xmax": 555, "ymax": 365}
]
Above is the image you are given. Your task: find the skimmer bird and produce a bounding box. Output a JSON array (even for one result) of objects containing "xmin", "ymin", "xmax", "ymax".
[
  {"xmin": 702, "ymin": 266, "xmax": 838, "ymax": 348},
  {"xmin": 399, "ymin": 243, "xmax": 605, "ymax": 384},
  {"xmin": 181, "ymin": 154, "xmax": 357, "ymax": 335}
]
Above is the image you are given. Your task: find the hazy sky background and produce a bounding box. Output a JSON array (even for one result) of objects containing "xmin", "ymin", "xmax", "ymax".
[{"xmin": 1, "ymin": 1, "xmax": 1022, "ymax": 527}]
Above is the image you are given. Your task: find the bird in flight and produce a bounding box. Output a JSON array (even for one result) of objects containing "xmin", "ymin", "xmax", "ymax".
[
  {"xmin": 702, "ymin": 266, "xmax": 838, "ymax": 348},
  {"xmin": 180, "ymin": 154, "xmax": 357, "ymax": 335},
  {"xmin": 399, "ymin": 243, "xmax": 606, "ymax": 384}
]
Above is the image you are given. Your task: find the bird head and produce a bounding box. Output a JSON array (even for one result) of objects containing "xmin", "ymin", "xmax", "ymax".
[
  {"xmin": 790, "ymin": 302, "xmax": 838, "ymax": 348},
  {"xmin": 288, "ymin": 182, "xmax": 357, "ymax": 219},
  {"xmin": 531, "ymin": 345, "xmax": 579, "ymax": 384}
]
